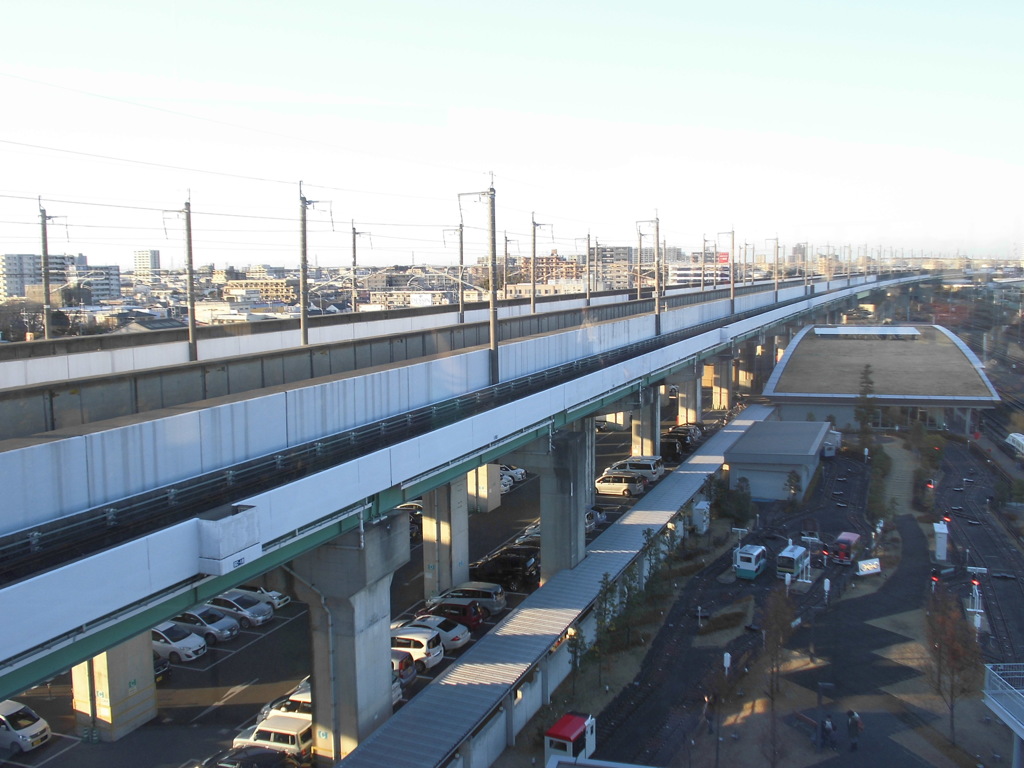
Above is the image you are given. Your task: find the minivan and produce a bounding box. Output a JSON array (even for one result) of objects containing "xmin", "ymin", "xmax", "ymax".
[
  {"xmin": 604, "ymin": 456, "xmax": 664, "ymax": 481},
  {"xmin": 425, "ymin": 581, "xmax": 506, "ymax": 617},
  {"xmin": 390, "ymin": 627, "xmax": 444, "ymax": 672},
  {"xmin": 231, "ymin": 712, "xmax": 314, "ymax": 759},
  {"xmin": 595, "ymin": 472, "xmax": 646, "ymax": 497},
  {"xmin": 0, "ymin": 700, "xmax": 50, "ymax": 755}
]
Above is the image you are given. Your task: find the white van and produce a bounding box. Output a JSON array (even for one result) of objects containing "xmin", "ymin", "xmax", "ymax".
[
  {"xmin": 604, "ymin": 456, "xmax": 664, "ymax": 481},
  {"xmin": 232, "ymin": 712, "xmax": 314, "ymax": 759},
  {"xmin": 0, "ymin": 700, "xmax": 50, "ymax": 755},
  {"xmin": 390, "ymin": 626, "xmax": 444, "ymax": 672}
]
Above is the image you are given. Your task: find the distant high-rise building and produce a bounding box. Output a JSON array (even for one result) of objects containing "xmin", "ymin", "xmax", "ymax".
[
  {"xmin": 0, "ymin": 253, "xmax": 77, "ymax": 298},
  {"xmin": 69, "ymin": 264, "xmax": 121, "ymax": 302},
  {"xmin": 134, "ymin": 249, "xmax": 161, "ymax": 279}
]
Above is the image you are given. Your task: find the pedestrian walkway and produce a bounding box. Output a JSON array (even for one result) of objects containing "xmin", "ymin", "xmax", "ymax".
[
  {"xmin": 682, "ymin": 439, "xmax": 1014, "ymax": 768},
  {"xmin": 497, "ymin": 435, "xmax": 1018, "ymax": 768}
]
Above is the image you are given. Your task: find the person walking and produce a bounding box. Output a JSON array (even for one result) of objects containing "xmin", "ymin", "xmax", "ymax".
[
  {"xmin": 824, "ymin": 715, "xmax": 838, "ymax": 751},
  {"xmin": 847, "ymin": 710, "xmax": 863, "ymax": 751}
]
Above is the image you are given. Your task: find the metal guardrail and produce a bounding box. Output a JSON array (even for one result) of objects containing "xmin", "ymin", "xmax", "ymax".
[{"xmin": 985, "ymin": 664, "xmax": 1024, "ymax": 730}]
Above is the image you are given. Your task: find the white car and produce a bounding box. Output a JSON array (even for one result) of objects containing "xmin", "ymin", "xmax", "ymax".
[
  {"xmin": 170, "ymin": 607, "xmax": 240, "ymax": 645},
  {"xmin": 232, "ymin": 712, "xmax": 314, "ymax": 759},
  {"xmin": 402, "ymin": 614, "xmax": 471, "ymax": 651},
  {"xmin": 0, "ymin": 700, "xmax": 50, "ymax": 755},
  {"xmin": 390, "ymin": 626, "xmax": 444, "ymax": 671},
  {"xmin": 207, "ymin": 591, "xmax": 274, "ymax": 628},
  {"xmin": 151, "ymin": 621, "xmax": 207, "ymax": 663},
  {"xmin": 499, "ymin": 464, "xmax": 527, "ymax": 482},
  {"xmin": 234, "ymin": 584, "xmax": 291, "ymax": 610},
  {"xmin": 499, "ymin": 474, "xmax": 514, "ymax": 494}
]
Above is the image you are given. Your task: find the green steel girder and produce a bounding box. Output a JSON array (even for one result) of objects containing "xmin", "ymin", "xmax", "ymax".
[{"xmin": 0, "ymin": 510, "xmax": 363, "ymax": 701}]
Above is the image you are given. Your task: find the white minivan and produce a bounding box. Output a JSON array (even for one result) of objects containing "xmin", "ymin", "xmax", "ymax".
[
  {"xmin": 232, "ymin": 712, "xmax": 314, "ymax": 760},
  {"xmin": 604, "ymin": 456, "xmax": 665, "ymax": 481},
  {"xmin": 0, "ymin": 700, "xmax": 50, "ymax": 755},
  {"xmin": 390, "ymin": 626, "xmax": 444, "ymax": 672}
]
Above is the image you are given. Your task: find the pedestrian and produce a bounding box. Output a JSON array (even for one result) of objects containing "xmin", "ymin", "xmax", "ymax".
[
  {"xmin": 824, "ymin": 715, "xmax": 837, "ymax": 751},
  {"xmin": 847, "ymin": 709, "xmax": 863, "ymax": 751}
]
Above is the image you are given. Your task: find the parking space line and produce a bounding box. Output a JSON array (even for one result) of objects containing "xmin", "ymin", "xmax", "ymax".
[
  {"xmin": 11, "ymin": 732, "xmax": 79, "ymax": 767},
  {"xmin": 190, "ymin": 677, "xmax": 260, "ymax": 723}
]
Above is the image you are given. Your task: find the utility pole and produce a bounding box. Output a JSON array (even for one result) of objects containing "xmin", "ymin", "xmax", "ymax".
[
  {"xmin": 654, "ymin": 217, "xmax": 661, "ymax": 329},
  {"xmin": 530, "ymin": 212, "xmax": 549, "ymax": 313},
  {"xmin": 766, "ymin": 237, "xmax": 779, "ymax": 303},
  {"xmin": 503, "ymin": 232, "xmax": 510, "ymax": 292},
  {"xmin": 351, "ymin": 220, "xmax": 368, "ymax": 315},
  {"xmin": 299, "ymin": 186, "xmax": 314, "ymax": 346},
  {"xmin": 638, "ymin": 217, "xmax": 661, "ymax": 331},
  {"xmin": 183, "ymin": 201, "xmax": 197, "ymax": 360},
  {"xmin": 701, "ymin": 235, "xmax": 709, "ymax": 292},
  {"xmin": 636, "ymin": 228, "xmax": 645, "ymax": 300},
  {"xmin": 487, "ymin": 187, "xmax": 498, "ymax": 385},
  {"xmin": 586, "ymin": 233, "xmax": 592, "ymax": 306},
  {"xmin": 730, "ymin": 229, "xmax": 735, "ymax": 309},
  {"xmin": 456, "ymin": 223, "xmax": 465, "ymax": 322},
  {"xmin": 39, "ymin": 203, "xmax": 56, "ymax": 340},
  {"xmin": 443, "ymin": 224, "xmax": 466, "ymax": 323},
  {"xmin": 459, "ymin": 186, "xmax": 497, "ymax": 383}
]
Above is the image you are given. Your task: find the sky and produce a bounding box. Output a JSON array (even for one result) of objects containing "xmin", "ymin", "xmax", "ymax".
[{"xmin": 1, "ymin": 0, "xmax": 1022, "ymax": 272}]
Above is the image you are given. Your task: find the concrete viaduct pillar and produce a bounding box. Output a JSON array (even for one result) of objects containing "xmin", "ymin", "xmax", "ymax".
[
  {"xmin": 421, "ymin": 477, "xmax": 470, "ymax": 601},
  {"xmin": 289, "ymin": 519, "xmax": 410, "ymax": 761},
  {"xmin": 509, "ymin": 426, "xmax": 592, "ymax": 583},
  {"xmin": 631, "ymin": 385, "xmax": 660, "ymax": 457},
  {"xmin": 72, "ymin": 633, "xmax": 156, "ymax": 742},
  {"xmin": 667, "ymin": 369, "xmax": 701, "ymax": 426},
  {"xmin": 706, "ymin": 355, "xmax": 733, "ymax": 411}
]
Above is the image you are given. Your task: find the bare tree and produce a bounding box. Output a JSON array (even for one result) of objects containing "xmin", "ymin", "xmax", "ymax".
[
  {"xmin": 760, "ymin": 584, "xmax": 795, "ymax": 767},
  {"xmin": 925, "ymin": 586, "xmax": 982, "ymax": 746}
]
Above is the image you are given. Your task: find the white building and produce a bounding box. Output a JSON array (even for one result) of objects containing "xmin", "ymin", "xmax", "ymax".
[
  {"xmin": 133, "ymin": 249, "xmax": 161, "ymax": 280},
  {"xmin": 0, "ymin": 253, "xmax": 80, "ymax": 298}
]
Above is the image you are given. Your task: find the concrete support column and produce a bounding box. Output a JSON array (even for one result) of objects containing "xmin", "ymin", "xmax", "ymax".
[
  {"xmin": 422, "ymin": 477, "xmax": 470, "ymax": 601},
  {"xmin": 504, "ymin": 692, "xmax": 516, "ymax": 746},
  {"xmin": 290, "ymin": 520, "xmax": 410, "ymax": 761},
  {"xmin": 673, "ymin": 372, "xmax": 700, "ymax": 426},
  {"xmin": 1012, "ymin": 731, "xmax": 1022, "ymax": 768},
  {"xmin": 509, "ymin": 427, "xmax": 591, "ymax": 582},
  {"xmin": 773, "ymin": 334, "xmax": 787, "ymax": 365},
  {"xmin": 736, "ymin": 341, "xmax": 758, "ymax": 395},
  {"xmin": 468, "ymin": 465, "xmax": 502, "ymax": 513},
  {"xmin": 72, "ymin": 633, "xmax": 156, "ymax": 742},
  {"xmin": 712, "ymin": 356, "xmax": 733, "ymax": 411},
  {"xmin": 630, "ymin": 385, "xmax": 660, "ymax": 457}
]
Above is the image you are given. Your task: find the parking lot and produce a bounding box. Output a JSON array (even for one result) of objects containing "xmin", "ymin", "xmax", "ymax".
[{"xmin": 6, "ymin": 428, "xmax": 647, "ymax": 767}]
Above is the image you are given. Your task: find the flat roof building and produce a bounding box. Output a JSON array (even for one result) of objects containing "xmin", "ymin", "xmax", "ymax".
[{"xmin": 762, "ymin": 324, "xmax": 999, "ymax": 432}]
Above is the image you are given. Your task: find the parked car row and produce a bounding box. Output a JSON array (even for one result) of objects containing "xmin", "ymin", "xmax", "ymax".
[
  {"xmin": 595, "ymin": 455, "xmax": 667, "ymax": 497},
  {"xmin": 152, "ymin": 588, "xmax": 278, "ymax": 664}
]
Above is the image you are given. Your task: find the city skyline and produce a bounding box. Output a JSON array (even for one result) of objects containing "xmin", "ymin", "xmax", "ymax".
[{"xmin": 1, "ymin": 0, "xmax": 1021, "ymax": 272}]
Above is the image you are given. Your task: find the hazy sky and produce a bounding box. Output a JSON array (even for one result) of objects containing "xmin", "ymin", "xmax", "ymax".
[{"xmin": 2, "ymin": 0, "xmax": 1021, "ymax": 271}]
